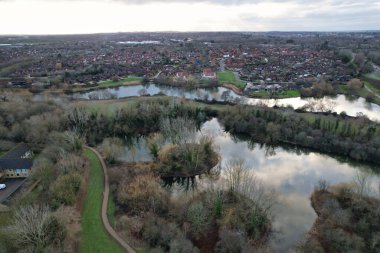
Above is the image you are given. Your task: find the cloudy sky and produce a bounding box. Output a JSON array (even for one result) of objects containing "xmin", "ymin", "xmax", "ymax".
[{"xmin": 0, "ymin": 0, "xmax": 379, "ymax": 34}]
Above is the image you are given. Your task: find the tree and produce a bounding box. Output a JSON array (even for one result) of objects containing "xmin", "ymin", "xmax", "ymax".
[
  {"xmin": 224, "ymin": 158, "xmax": 250, "ymax": 193},
  {"xmin": 347, "ymin": 79, "xmax": 363, "ymax": 91},
  {"xmin": 354, "ymin": 171, "xmax": 371, "ymax": 197},
  {"xmin": 159, "ymin": 117, "xmax": 196, "ymax": 145},
  {"xmin": 6, "ymin": 205, "xmax": 66, "ymax": 252}
]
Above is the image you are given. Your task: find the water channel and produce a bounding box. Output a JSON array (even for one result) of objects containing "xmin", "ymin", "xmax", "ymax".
[{"xmin": 77, "ymin": 84, "xmax": 380, "ymax": 122}]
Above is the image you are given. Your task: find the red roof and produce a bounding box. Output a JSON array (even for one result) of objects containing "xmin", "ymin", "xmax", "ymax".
[{"xmin": 203, "ymin": 68, "xmax": 215, "ymax": 77}]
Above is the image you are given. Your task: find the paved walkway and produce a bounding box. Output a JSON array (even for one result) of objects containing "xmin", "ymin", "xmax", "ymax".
[
  {"xmin": 85, "ymin": 146, "xmax": 136, "ymax": 253},
  {"xmin": 364, "ymin": 84, "xmax": 380, "ymax": 99}
]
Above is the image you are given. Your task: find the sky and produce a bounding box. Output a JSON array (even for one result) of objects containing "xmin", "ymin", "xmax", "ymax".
[{"xmin": 0, "ymin": 0, "xmax": 379, "ymax": 34}]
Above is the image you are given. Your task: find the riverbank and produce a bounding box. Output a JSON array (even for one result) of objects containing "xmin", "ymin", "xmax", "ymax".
[
  {"xmin": 298, "ymin": 186, "xmax": 380, "ymax": 252},
  {"xmin": 336, "ymin": 84, "xmax": 380, "ymax": 106}
]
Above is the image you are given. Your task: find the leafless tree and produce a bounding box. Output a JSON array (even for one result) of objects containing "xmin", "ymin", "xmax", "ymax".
[
  {"xmin": 354, "ymin": 171, "xmax": 371, "ymax": 197},
  {"xmin": 224, "ymin": 158, "xmax": 277, "ymax": 215},
  {"xmin": 6, "ymin": 205, "xmax": 65, "ymax": 252},
  {"xmin": 66, "ymin": 107, "xmax": 90, "ymax": 136},
  {"xmin": 159, "ymin": 117, "xmax": 196, "ymax": 145}
]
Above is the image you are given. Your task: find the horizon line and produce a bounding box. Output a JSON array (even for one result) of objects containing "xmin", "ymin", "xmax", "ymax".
[{"xmin": 1, "ymin": 30, "xmax": 380, "ymax": 37}]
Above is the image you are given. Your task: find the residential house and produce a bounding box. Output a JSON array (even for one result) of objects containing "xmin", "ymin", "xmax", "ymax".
[
  {"xmin": 0, "ymin": 144, "xmax": 33, "ymax": 178},
  {"xmin": 202, "ymin": 68, "xmax": 216, "ymax": 79}
]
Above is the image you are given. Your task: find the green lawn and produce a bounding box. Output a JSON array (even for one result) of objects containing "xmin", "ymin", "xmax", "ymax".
[
  {"xmin": 337, "ymin": 84, "xmax": 380, "ymax": 105},
  {"xmin": 217, "ymin": 71, "xmax": 246, "ymax": 89},
  {"xmin": 364, "ymin": 81, "xmax": 380, "ymax": 95},
  {"xmin": 81, "ymin": 149, "xmax": 124, "ymax": 253},
  {"xmin": 98, "ymin": 77, "xmax": 143, "ymax": 87},
  {"xmin": 249, "ymin": 89, "xmax": 300, "ymax": 99}
]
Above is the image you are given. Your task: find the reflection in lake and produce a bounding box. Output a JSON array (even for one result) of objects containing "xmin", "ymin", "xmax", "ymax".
[
  {"xmin": 119, "ymin": 118, "xmax": 380, "ymax": 251},
  {"xmin": 78, "ymin": 84, "xmax": 380, "ymax": 121}
]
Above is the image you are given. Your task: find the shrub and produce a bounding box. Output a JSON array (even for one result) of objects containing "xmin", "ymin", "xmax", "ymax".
[
  {"xmin": 142, "ymin": 216, "xmax": 197, "ymax": 252},
  {"xmin": 214, "ymin": 229, "xmax": 246, "ymax": 253},
  {"xmin": 100, "ymin": 137, "xmax": 124, "ymax": 164},
  {"xmin": 118, "ymin": 174, "xmax": 169, "ymax": 214},
  {"xmin": 187, "ymin": 202, "xmax": 210, "ymax": 239},
  {"xmin": 50, "ymin": 172, "xmax": 83, "ymax": 206}
]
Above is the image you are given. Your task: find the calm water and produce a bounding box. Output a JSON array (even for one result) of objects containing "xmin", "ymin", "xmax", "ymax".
[
  {"xmin": 120, "ymin": 118, "xmax": 380, "ymax": 252},
  {"xmin": 78, "ymin": 84, "xmax": 380, "ymax": 121}
]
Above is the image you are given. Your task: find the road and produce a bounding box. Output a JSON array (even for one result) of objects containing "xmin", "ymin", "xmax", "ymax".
[
  {"xmin": 0, "ymin": 178, "xmax": 26, "ymax": 203},
  {"xmin": 85, "ymin": 146, "xmax": 136, "ymax": 253},
  {"xmin": 219, "ymin": 58, "xmax": 225, "ymax": 72}
]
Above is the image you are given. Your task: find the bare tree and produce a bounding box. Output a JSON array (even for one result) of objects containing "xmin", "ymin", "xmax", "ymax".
[
  {"xmin": 6, "ymin": 205, "xmax": 66, "ymax": 252},
  {"xmin": 224, "ymin": 158, "xmax": 250, "ymax": 193},
  {"xmin": 159, "ymin": 117, "xmax": 196, "ymax": 145},
  {"xmin": 224, "ymin": 158, "xmax": 277, "ymax": 215},
  {"xmin": 354, "ymin": 171, "xmax": 371, "ymax": 197},
  {"xmin": 66, "ymin": 107, "xmax": 90, "ymax": 136}
]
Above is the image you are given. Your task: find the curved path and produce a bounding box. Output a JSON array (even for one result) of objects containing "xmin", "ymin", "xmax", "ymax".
[
  {"xmin": 364, "ymin": 84, "xmax": 380, "ymax": 99},
  {"xmin": 85, "ymin": 146, "xmax": 136, "ymax": 253}
]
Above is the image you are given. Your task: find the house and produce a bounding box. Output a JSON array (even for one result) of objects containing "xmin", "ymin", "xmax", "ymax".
[
  {"xmin": 0, "ymin": 144, "xmax": 33, "ymax": 178},
  {"xmin": 202, "ymin": 68, "xmax": 216, "ymax": 79},
  {"xmin": 175, "ymin": 71, "xmax": 190, "ymax": 81}
]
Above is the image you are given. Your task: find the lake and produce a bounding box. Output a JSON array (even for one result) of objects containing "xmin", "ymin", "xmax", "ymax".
[{"xmin": 119, "ymin": 118, "xmax": 380, "ymax": 252}]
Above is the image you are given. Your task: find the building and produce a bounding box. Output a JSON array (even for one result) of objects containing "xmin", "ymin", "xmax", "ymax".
[
  {"xmin": 202, "ymin": 68, "xmax": 216, "ymax": 79},
  {"xmin": 175, "ymin": 71, "xmax": 190, "ymax": 81},
  {"xmin": 0, "ymin": 144, "xmax": 33, "ymax": 178}
]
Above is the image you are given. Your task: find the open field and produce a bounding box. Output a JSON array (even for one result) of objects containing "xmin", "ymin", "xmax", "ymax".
[
  {"xmin": 217, "ymin": 71, "xmax": 246, "ymax": 89},
  {"xmin": 364, "ymin": 81, "xmax": 380, "ymax": 95},
  {"xmin": 336, "ymin": 84, "xmax": 380, "ymax": 105},
  {"xmin": 249, "ymin": 89, "xmax": 300, "ymax": 99},
  {"xmin": 81, "ymin": 149, "xmax": 124, "ymax": 253},
  {"xmin": 98, "ymin": 77, "xmax": 143, "ymax": 87}
]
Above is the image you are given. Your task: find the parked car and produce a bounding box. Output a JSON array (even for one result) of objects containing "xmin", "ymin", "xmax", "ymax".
[{"xmin": 0, "ymin": 184, "xmax": 6, "ymax": 190}]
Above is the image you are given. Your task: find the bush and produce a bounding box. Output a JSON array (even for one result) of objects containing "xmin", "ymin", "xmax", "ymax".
[
  {"xmin": 100, "ymin": 137, "xmax": 124, "ymax": 164},
  {"xmin": 323, "ymin": 227, "xmax": 365, "ymax": 252},
  {"xmin": 50, "ymin": 172, "xmax": 83, "ymax": 206},
  {"xmin": 214, "ymin": 229, "xmax": 246, "ymax": 253},
  {"xmin": 118, "ymin": 174, "xmax": 169, "ymax": 214},
  {"xmin": 142, "ymin": 216, "xmax": 198, "ymax": 252},
  {"xmin": 187, "ymin": 202, "xmax": 210, "ymax": 239}
]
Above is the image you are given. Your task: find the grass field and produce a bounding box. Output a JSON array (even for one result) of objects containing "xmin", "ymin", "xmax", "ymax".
[
  {"xmin": 366, "ymin": 74, "xmax": 380, "ymax": 81},
  {"xmin": 98, "ymin": 77, "xmax": 143, "ymax": 87},
  {"xmin": 249, "ymin": 89, "xmax": 300, "ymax": 99},
  {"xmin": 364, "ymin": 81, "xmax": 380, "ymax": 95},
  {"xmin": 337, "ymin": 84, "xmax": 380, "ymax": 105},
  {"xmin": 81, "ymin": 149, "xmax": 124, "ymax": 253},
  {"xmin": 217, "ymin": 71, "xmax": 246, "ymax": 89}
]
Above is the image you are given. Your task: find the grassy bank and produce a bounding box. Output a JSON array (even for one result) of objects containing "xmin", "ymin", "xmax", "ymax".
[
  {"xmin": 248, "ymin": 89, "xmax": 300, "ymax": 99},
  {"xmin": 364, "ymin": 81, "xmax": 380, "ymax": 95},
  {"xmin": 217, "ymin": 71, "xmax": 246, "ymax": 89},
  {"xmin": 97, "ymin": 77, "xmax": 143, "ymax": 88},
  {"xmin": 81, "ymin": 149, "xmax": 123, "ymax": 253},
  {"xmin": 336, "ymin": 84, "xmax": 380, "ymax": 105}
]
